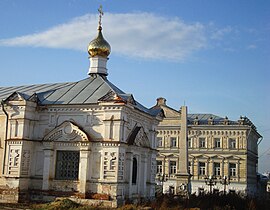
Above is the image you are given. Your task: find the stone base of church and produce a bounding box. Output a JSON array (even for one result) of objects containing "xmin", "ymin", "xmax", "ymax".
[
  {"xmin": 0, "ymin": 187, "xmax": 118, "ymax": 207},
  {"xmin": 0, "ymin": 186, "xmax": 19, "ymax": 203}
]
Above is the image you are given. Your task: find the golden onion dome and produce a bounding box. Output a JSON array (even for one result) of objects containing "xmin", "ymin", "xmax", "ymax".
[{"xmin": 88, "ymin": 26, "xmax": 111, "ymax": 58}]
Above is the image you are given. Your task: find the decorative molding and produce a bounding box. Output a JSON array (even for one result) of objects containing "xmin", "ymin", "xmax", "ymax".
[
  {"xmin": 21, "ymin": 150, "xmax": 30, "ymax": 176},
  {"xmin": 47, "ymin": 106, "xmax": 122, "ymax": 113},
  {"xmin": 127, "ymin": 125, "xmax": 150, "ymax": 148},
  {"xmin": 7, "ymin": 146, "xmax": 21, "ymax": 176},
  {"xmin": 43, "ymin": 121, "xmax": 89, "ymax": 142}
]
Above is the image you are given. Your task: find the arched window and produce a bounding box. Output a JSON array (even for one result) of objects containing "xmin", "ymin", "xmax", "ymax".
[{"xmin": 132, "ymin": 157, "xmax": 137, "ymax": 184}]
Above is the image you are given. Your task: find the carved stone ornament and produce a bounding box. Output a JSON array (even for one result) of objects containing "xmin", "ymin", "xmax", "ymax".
[
  {"xmin": 127, "ymin": 125, "xmax": 150, "ymax": 148},
  {"xmin": 43, "ymin": 121, "xmax": 89, "ymax": 142}
]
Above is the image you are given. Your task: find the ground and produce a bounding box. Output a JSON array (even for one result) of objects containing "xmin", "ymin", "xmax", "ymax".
[{"xmin": 0, "ymin": 194, "xmax": 269, "ymax": 210}]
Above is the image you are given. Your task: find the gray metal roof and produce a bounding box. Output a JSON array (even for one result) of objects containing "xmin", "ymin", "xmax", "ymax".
[
  {"xmin": 0, "ymin": 75, "xmax": 159, "ymax": 117},
  {"xmin": 188, "ymin": 114, "xmax": 237, "ymax": 125},
  {"xmin": 188, "ymin": 114, "xmax": 224, "ymax": 122},
  {"xmin": 0, "ymin": 82, "xmax": 73, "ymax": 101}
]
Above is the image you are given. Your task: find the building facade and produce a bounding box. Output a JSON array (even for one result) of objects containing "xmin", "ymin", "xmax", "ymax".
[
  {"xmin": 155, "ymin": 98, "xmax": 262, "ymax": 196},
  {"xmin": 153, "ymin": 98, "xmax": 190, "ymax": 195},
  {"xmin": 0, "ymin": 14, "xmax": 162, "ymax": 205}
]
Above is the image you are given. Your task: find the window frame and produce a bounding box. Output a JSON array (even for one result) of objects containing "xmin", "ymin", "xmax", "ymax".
[
  {"xmin": 214, "ymin": 162, "xmax": 221, "ymax": 176},
  {"xmin": 156, "ymin": 160, "xmax": 163, "ymax": 174},
  {"xmin": 157, "ymin": 137, "xmax": 163, "ymax": 147},
  {"xmin": 188, "ymin": 138, "xmax": 192, "ymax": 148},
  {"xmin": 199, "ymin": 162, "xmax": 206, "ymax": 175},
  {"xmin": 188, "ymin": 161, "xmax": 192, "ymax": 174},
  {"xmin": 229, "ymin": 163, "xmax": 237, "ymax": 177},
  {"xmin": 229, "ymin": 138, "xmax": 236, "ymax": 149},
  {"xmin": 132, "ymin": 157, "xmax": 138, "ymax": 184},
  {"xmin": 170, "ymin": 137, "xmax": 177, "ymax": 148},
  {"xmin": 199, "ymin": 138, "xmax": 206, "ymax": 148},
  {"xmin": 214, "ymin": 138, "xmax": 221, "ymax": 148},
  {"xmin": 169, "ymin": 161, "xmax": 177, "ymax": 174}
]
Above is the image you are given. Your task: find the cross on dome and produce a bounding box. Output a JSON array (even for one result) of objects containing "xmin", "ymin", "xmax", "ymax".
[{"xmin": 98, "ymin": 5, "xmax": 104, "ymax": 29}]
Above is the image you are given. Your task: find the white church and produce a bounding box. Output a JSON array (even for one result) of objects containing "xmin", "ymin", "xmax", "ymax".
[{"xmin": 0, "ymin": 9, "xmax": 164, "ymax": 205}]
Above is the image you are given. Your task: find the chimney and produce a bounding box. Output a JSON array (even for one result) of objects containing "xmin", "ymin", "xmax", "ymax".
[{"xmin": 156, "ymin": 97, "xmax": 167, "ymax": 106}]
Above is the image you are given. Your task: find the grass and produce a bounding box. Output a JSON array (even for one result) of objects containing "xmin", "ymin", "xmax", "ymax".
[{"xmin": 0, "ymin": 194, "xmax": 269, "ymax": 210}]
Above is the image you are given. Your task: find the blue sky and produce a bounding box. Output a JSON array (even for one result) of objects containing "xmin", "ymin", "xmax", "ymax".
[{"xmin": 0, "ymin": 0, "xmax": 269, "ymax": 172}]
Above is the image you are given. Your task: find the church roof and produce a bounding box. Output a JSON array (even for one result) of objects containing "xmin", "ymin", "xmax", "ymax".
[{"xmin": 0, "ymin": 75, "xmax": 159, "ymax": 117}]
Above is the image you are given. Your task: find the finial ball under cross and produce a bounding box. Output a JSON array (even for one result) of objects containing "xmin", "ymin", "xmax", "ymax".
[{"xmin": 98, "ymin": 5, "xmax": 104, "ymax": 28}]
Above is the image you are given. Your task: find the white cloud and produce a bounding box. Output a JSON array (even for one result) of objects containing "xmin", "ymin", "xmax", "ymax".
[
  {"xmin": 247, "ymin": 44, "xmax": 257, "ymax": 49},
  {"xmin": 210, "ymin": 26, "xmax": 233, "ymax": 40},
  {"xmin": 0, "ymin": 13, "xmax": 208, "ymax": 61}
]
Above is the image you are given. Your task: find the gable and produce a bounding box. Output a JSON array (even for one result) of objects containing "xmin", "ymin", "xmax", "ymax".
[
  {"xmin": 4, "ymin": 92, "xmax": 29, "ymax": 102},
  {"xmin": 192, "ymin": 154, "xmax": 210, "ymax": 160},
  {"xmin": 43, "ymin": 121, "xmax": 89, "ymax": 142},
  {"xmin": 161, "ymin": 105, "xmax": 180, "ymax": 118}
]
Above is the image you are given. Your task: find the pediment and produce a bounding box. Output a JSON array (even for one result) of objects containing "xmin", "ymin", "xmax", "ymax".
[
  {"xmin": 208, "ymin": 155, "xmax": 225, "ymax": 159},
  {"xmin": 98, "ymin": 91, "xmax": 136, "ymax": 105},
  {"xmin": 193, "ymin": 154, "xmax": 210, "ymax": 159},
  {"xmin": 158, "ymin": 153, "xmax": 177, "ymax": 158},
  {"xmin": 43, "ymin": 121, "xmax": 89, "ymax": 142},
  {"xmin": 120, "ymin": 94, "xmax": 136, "ymax": 105},
  {"xmin": 5, "ymin": 92, "xmax": 28, "ymax": 102},
  {"xmin": 4, "ymin": 91, "xmax": 38, "ymax": 103},
  {"xmin": 225, "ymin": 155, "xmax": 242, "ymax": 160},
  {"xmin": 127, "ymin": 125, "xmax": 150, "ymax": 148}
]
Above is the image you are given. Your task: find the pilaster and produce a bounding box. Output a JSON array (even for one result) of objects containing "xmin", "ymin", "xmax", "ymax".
[
  {"xmin": 78, "ymin": 147, "xmax": 90, "ymax": 195},
  {"xmin": 42, "ymin": 142, "xmax": 54, "ymax": 190}
]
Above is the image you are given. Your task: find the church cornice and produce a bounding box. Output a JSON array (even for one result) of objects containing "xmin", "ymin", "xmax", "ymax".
[{"xmin": 45, "ymin": 105, "xmax": 123, "ymax": 113}]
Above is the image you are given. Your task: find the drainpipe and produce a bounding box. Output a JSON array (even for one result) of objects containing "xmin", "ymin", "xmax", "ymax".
[{"xmin": 1, "ymin": 100, "xmax": 8, "ymax": 174}]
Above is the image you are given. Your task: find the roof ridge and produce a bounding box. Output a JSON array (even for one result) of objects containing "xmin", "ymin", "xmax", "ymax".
[
  {"xmin": 101, "ymin": 77, "xmax": 125, "ymax": 95},
  {"xmin": 82, "ymin": 76, "xmax": 105, "ymax": 103}
]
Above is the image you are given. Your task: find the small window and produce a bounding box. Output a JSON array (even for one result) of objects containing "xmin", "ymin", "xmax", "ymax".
[
  {"xmin": 229, "ymin": 138, "xmax": 236, "ymax": 149},
  {"xmin": 214, "ymin": 138, "xmax": 221, "ymax": 148},
  {"xmin": 229, "ymin": 163, "xmax": 237, "ymax": 177},
  {"xmin": 199, "ymin": 138, "xmax": 206, "ymax": 148},
  {"xmin": 198, "ymin": 187, "xmax": 204, "ymax": 195},
  {"xmin": 188, "ymin": 138, "xmax": 192, "ymax": 148},
  {"xmin": 214, "ymin": 162, "xmax": 221, "ymax": 176},
  {"xmin": 157, "ymin": 160, "xmax": 163, "ymax": 174},
  {"xmin": 157, "ymin": 137, "xmax": 163, "ymax": 147},
  {"xmin": 132, "ymin": 157, "xmax": 137, "ymax": 184},
  {"xmin": 199, "ymin": 162, "xmax": 206, "ymax": 175},
  {"xmin": 213, "ymin": 189, "xmax": 219, "ymax": 194},
  {"xmin": 170, "ymin": 137, "xmax": 177, "ymax": 147},
  {"xmin": 170, "ymin": 161, "xmax": 177, "ymax": 174},
  {"xmin": 229, "ymin": 189, "xmax": 236, "ymax": 194},
  {"xmin": 55, "ymin": 151, "xmax": 79, "ymax": 180},
  {"xmin": 169, "ymin": 186, "xmax": 175, "ymax": 195},
  {"xmin": 188, "ymin": 161, "xmax": 192, "ymax": 174}
]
